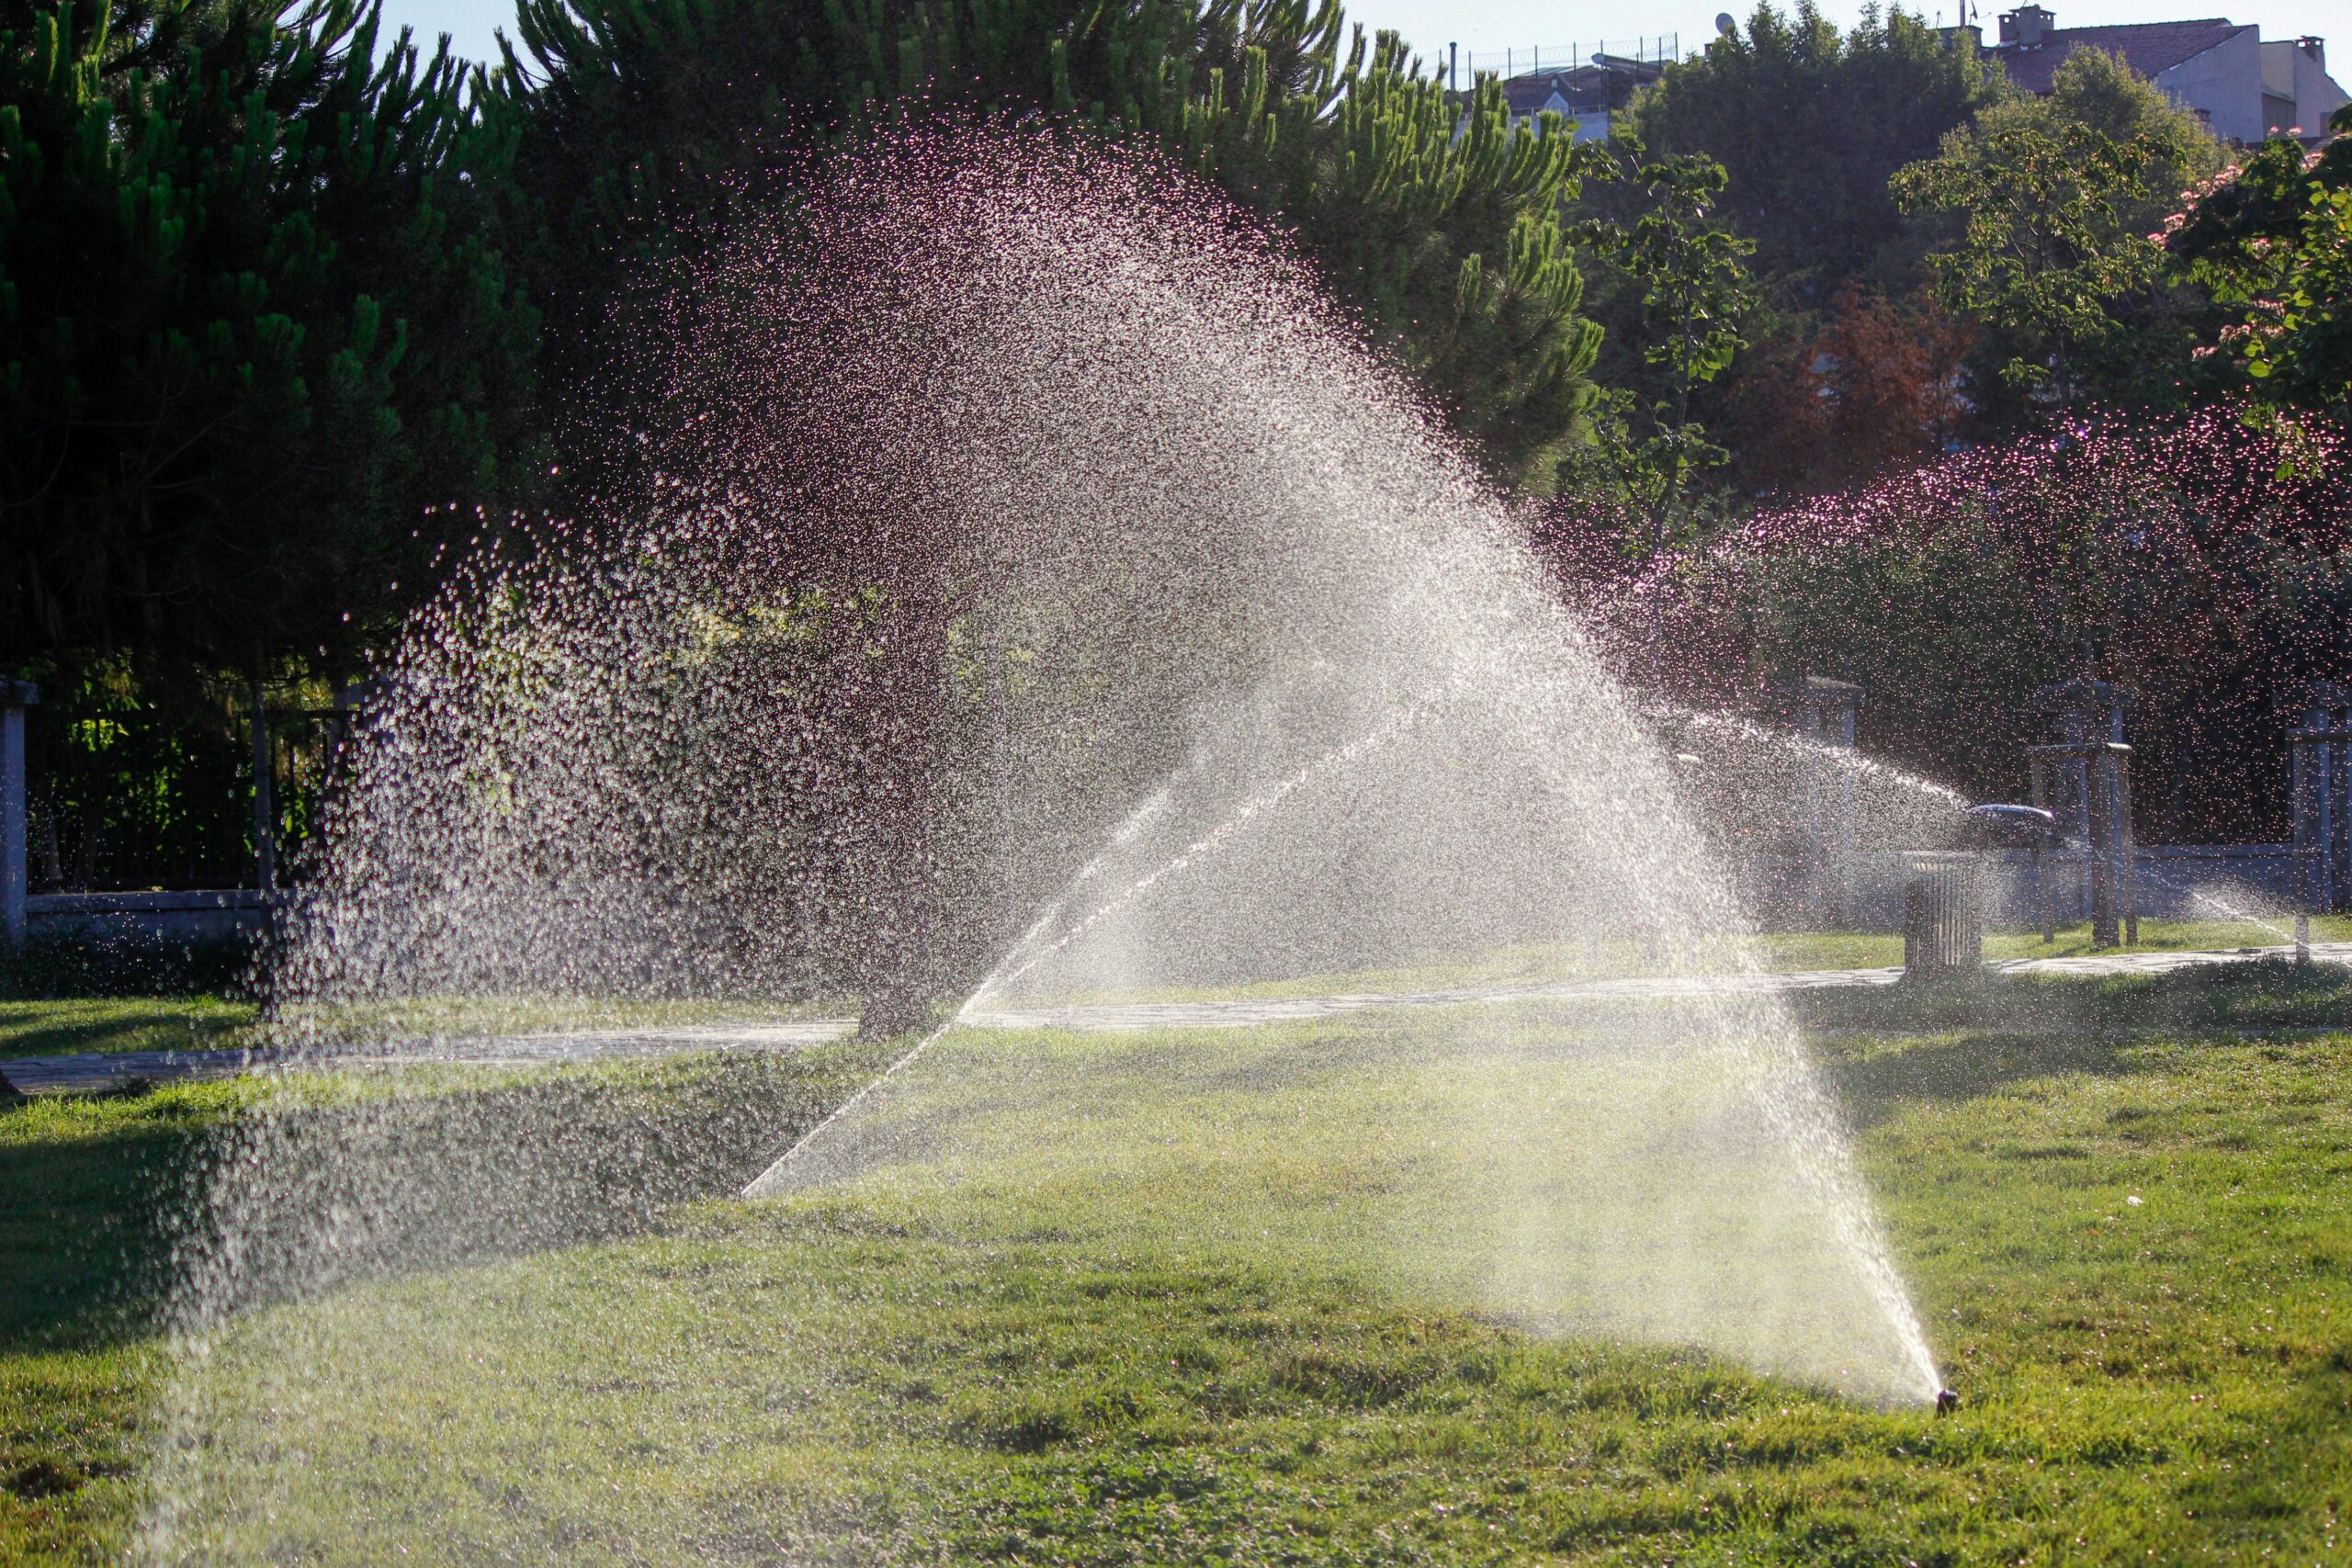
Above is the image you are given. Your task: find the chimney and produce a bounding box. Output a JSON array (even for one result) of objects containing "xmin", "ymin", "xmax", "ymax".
[{"xmin": 1999, "ymin": 5, "xmax": 2053, "ymax": 47}]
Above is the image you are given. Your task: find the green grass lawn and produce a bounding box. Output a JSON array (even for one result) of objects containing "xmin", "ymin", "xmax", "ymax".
[
  {"xmin": 0, "ymin": 994, "xmax": 850, "ymax": 1059},
  {"xmin": 4, "ymin": 965, "xmax": 2349, "ymax": 1563},
  {"xmin": 0, "ymin": 998, "xmax": 258, "ymax": 1061}
]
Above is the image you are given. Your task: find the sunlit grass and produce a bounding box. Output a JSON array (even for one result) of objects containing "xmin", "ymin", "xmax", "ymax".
[
  {"xmin": 1, "ymin": 975, "xmax": 2341, "ymax": 1562},
  {"xmin": 0, "ymin": 993, "xmax": 850, "ymax": 1059},
  {"xmin": 0, "ymin": 998, "xmax": 257, "ymax": 1061}
]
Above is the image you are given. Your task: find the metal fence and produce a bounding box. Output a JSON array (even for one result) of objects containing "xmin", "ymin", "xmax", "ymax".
[
  {"xmin": 1441, "ymin": 36, "xmax": 1682, "ymax": 84},
  {"xmin": 24, "ymin": 701, "xmax": 345, "ymax": 894}
]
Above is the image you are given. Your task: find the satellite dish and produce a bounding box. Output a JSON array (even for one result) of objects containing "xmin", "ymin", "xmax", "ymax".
[{"xmin": 1715, "ymin": 12, "xmax": 1736, "ymax": 34}]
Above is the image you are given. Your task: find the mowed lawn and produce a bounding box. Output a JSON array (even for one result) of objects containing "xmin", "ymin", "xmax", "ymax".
[
  {"xmin": 0, "ymin": 995, "xmax": 855, "ymax": 1060},
  {"xmin": 3, "ymin": 970, "xmax": 2349, "ymax": 1564}
]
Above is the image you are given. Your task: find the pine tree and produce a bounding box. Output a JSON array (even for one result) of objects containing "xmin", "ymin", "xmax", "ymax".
[
  {"xmin": 1, "ymin": 0, "xmax": 542, "ymax": 681},
  {"xmin": 485, "ymin": 0, "xmax": 1597, "ymax": 489}
]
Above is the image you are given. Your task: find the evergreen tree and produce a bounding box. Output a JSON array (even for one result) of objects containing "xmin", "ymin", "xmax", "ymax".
[
  {"xmin": 485, "ymin": 0, "xmax": 1598, "ymax": 489},
  {"xmin": 0, "ymin": 0, "xmax": 541, "ymax": 682}
]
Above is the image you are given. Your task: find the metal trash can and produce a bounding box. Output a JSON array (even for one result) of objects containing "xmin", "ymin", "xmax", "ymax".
[{"xmin": 1903, "ymin": 852, "xmax": 1983, "ymax": 978}]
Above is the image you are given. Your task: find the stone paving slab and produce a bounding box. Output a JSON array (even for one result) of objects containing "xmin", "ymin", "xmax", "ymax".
[
  {"xmin": 1993, "ymin": 941, "xmax": 2352, "ymax": 976},
  {"xmin": 963, "ymin": 965, "xmax": 1909, "ymax": 1033}
]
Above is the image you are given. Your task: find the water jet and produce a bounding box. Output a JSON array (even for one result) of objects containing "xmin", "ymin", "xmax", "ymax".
[{"xmin": 143, "ymin": 131, "xmax": 1948, "ymax": 1560}]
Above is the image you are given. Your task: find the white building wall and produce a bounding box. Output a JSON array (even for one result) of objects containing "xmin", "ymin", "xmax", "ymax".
[
  {"xmin": 2258, "ymin": 39, "xmax": 2346, "ymax": 135},
  {"xmin": 2289, "ymin": 41, "xmax": 2348, "ymax": 133},
  {"xmin": 2157, "ymin": 28, "xmax": 2266, "ymax": 144}
]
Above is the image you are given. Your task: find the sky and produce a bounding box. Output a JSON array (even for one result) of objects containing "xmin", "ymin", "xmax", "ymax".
[{"xmin": 383, "ymin": 0, "xmax": 2352, "ymax": 80}]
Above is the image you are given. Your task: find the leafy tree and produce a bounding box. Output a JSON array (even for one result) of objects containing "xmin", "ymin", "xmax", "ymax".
[
  {"xmin": 0, "ymin": 0, "xmax": 542, "ymax": 684},
  {"xmin": 2167, "ymin": 106, "xmax": 2352, "ymax": 422},
  {"xmin": 1891, "ymin": 47, "xmax": 2222, "ymax": 412},
  {"xmin": 486, "ymin": 0, "xmax": 1599, "ymax": 489},
  {"xmin": 1625, "ymin": 2, "xmax": 2003, "ymax": 295},
  {"xmin": 1564, "ymin": 144, "xmax": 1755, "ymax": 547}
]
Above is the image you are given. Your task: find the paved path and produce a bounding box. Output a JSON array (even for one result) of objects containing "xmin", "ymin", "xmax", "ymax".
[
  {"xmin": 963, "ymin": 964, "xmax": 1909, "ymax": 1033},
  {"xmin": 7, "ymin": 942, "xmax": 2345, "ymax": 1095},
  {"xmin": 963, "ymin": 942, "xmax": 2352, "ymax": 1034}
]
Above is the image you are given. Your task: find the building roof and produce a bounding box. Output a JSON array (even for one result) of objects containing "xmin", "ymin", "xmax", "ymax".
[
  {"xmin": 1498, "ymin": 57, "xmax": 1663, "ymax": 117},
  {"xmin": 1500, "ymin": 73, "xmax": 1572, "ymax": 115},
  {"xmin": 1995, "ymin": 17, "xmax": 2247, "ymax": 95}
]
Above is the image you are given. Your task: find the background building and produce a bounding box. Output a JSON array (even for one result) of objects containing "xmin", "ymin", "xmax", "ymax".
[
  {"xmin": 1498, "ymin": 53, "xmax": 1668, "ymax": 140},
  {"xmin": 1983, "ymin": 6, "xmax": 2346, "ymax": 143}
]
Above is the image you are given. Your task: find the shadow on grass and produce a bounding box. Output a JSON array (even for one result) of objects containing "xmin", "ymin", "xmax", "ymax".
[
  {"xmin": 0, "ymin": 998, "xmax": 255, "ymax": 1059},
  {"xmin": 0, "ymin": 1047, "xmax": 888, "ymax": 1356},
  {"xmin": 1798, "ymin": 958, "xmax": 2352, "ymax": 1131},
  {"xmin": 1821, "ymin": 1032, "xmax": 2154, "ymax": 1133},
  {"xmin": 0, "ymin": 1100, "xmax": 215, "ymax": 1352},
  {"xmin": 0, "ymin": 938, "xmax": 255, "ymax": 1002}
]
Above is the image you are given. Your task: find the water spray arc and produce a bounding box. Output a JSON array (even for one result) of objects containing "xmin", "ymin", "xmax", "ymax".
[
  {"xmin": 741, "ymin": 782, "xmax": 1178, "ymax": 1199},
  {"xmin": 148, "ymin": 131, "xmax": 1957, "ymax": 1562},
  {"xmin": 746, "ymin": 698, "xmax": 1436, "ymax": 1196}
]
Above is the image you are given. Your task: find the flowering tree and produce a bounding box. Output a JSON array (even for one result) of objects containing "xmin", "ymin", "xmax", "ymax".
[
  {"xmin": 2167, "ymin": 106, "xmax": 2352, "ymax": 423},
  {"xmin": 1555, "ymin": 408, "xmax": 2352, "ymax": 841}
]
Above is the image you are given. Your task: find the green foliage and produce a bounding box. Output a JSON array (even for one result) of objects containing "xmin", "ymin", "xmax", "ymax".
[
  {"xmin": 1566, "ymin": 143, "xmax": 1755, "ymax": 543},
  {"xmin": 2169, "ymin": 106, "xmax": 2352, "ymax": 422},
  {"xmin": 488, "ymin": 0, "xmax": 1598, "ymax": 486},
  {"xmin": 0, "ymin": 0, "xmax": 542, "ymax": 678},
  {"xmin": 1625, "ymin": 1, "xmax": 2003, "ymax": 294},
  {"xmin": 1892, "ymin": 47, "xmax": 2223, "ymax": 409}
]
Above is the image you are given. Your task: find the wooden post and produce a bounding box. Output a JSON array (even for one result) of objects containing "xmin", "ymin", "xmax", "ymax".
[
  {"xmin": 2030, "ymin": 679, "xmax": 2131, "ymax": 943},
  {"xmin": 2324, "ymin": 719, "xmax": 2342, "ymax": 911},
  {"xmin": 2084, "ymin": 748, "xmax": 2118, "ymax": 947},
  {"xmin": 2285, "ymin": 684, "xmax": 2352, "ymax": 916},
  {"xmin": 2293, "ymin": 719, "xmax": 2317, "ymax": 914},
  {"xmin": 1771, "ymin": 676, "xmax": 1862, "ymax": 929},
  {"xmin": 2, "ymin": 682, "xmax": 35, "ymax": 947}
]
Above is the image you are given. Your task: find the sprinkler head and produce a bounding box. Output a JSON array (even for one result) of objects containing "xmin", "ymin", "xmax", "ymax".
[{"xmin": 1935, "ymin": 1388, "xmax": 1961, "ymax": 1416}]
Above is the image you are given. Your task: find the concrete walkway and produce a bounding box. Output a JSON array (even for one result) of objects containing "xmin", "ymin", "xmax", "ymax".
[
  {"xmin": 6, "ymin": 941, "xmax": 2344, "ymax": 1095},
  {"xmin": 963, "ymin": 942, "xmax": 2352, "ymax": 1033}
]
